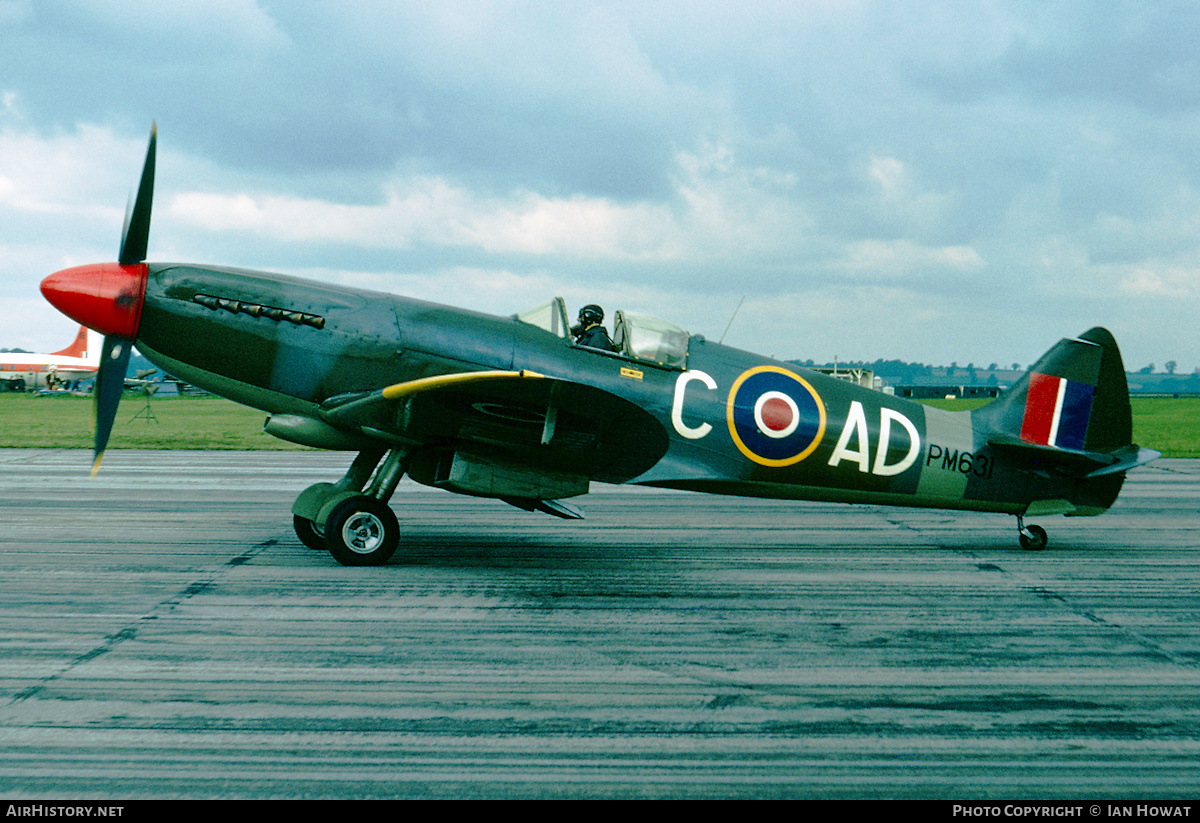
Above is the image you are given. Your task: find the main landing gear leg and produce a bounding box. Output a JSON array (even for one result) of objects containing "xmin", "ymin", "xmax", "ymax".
[
  {"xmin": 292, "ymin": 447, "xmax": 411, "ymax": 566},
  {"xmin": 1016, "ymin": 515, "xmax": 1048, "ymax": 551},
  {"xmin": 292, "ymin": 447, "xmax": 385, "ymax": 550}
]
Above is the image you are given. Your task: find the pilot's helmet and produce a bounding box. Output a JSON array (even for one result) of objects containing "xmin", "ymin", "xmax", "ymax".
[{"xmin": 579, "ymin": 304, "xmax": 604, "ymax": 325}]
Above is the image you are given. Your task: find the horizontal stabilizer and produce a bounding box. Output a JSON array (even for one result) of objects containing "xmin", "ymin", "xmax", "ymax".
[
  {"xmin": 988, "ymin": 434, "xmax": 1160, "ymax": 478},
  {"xmin": 1083, "ymin": 445, "xmax": 1161, "ymax": 478}
]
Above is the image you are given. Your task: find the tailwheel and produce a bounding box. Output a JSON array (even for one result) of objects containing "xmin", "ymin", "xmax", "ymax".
[
  {"xmin": 325, "ymin": 495, "xmax": 400, "ymax": 566},
  {"xmin": 293, "ymin": 515, "xmax": 326, "ymax": 550},
  {"xmin": 1017, "ymin": 517, "xmax": 1048, "ymax": 551}
]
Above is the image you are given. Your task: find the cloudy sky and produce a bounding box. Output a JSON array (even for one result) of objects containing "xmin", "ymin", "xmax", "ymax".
[{"xmin": 2, "ymin": 1, "xmax": 1198, "ymax": 371}]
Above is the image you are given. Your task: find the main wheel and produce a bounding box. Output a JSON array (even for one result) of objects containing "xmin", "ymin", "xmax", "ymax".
[
  {"xmin": 1019, "ymin": 524, "xmax": 1048, "ymax": 551},
  {"xmin": 325, "ymin": 495, "xmax": 400, "ymax": 566},
  {"xmin": 293, "ymin": 515, "xmax": 327, "ymax": 550}
]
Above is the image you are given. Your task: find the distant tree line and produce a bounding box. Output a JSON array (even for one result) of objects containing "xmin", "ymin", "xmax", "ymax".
[
  {"xmin": 794, "ymin": 358, "xmax": 1020, "ymax": 385},
  {"xmin": 793, "ymin": 357, "xmax": 1200, "ymax": 394}
]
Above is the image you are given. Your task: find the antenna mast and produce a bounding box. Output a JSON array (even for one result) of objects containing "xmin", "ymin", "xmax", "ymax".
[{"xmin": 719, "ymin": 295, "xmax": 746, "ymax": 344}]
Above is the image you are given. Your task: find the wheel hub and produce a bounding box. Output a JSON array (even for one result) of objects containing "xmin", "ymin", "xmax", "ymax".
[{"xmin": 342, "ymin": 512, "xmax": 384, "ymax": 554}]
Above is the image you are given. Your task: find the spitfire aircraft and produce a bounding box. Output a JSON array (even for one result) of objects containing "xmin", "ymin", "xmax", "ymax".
[{"xmin": 39, "ymin": 128, "xmax": 1159, "ymax": 565}]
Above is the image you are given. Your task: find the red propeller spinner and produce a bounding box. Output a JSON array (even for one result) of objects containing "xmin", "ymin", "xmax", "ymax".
[{"xmin": 40, "ymin": 262, "xmax": 148, "ymax": 340}]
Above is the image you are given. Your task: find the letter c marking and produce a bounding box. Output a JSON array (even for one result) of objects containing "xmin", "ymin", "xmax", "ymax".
[{"xmin": 672, "ymin": 370, "xmax": 717, "ymax": 439}]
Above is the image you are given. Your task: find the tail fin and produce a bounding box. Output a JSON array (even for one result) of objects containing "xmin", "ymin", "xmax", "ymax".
[
  {"xmin": 976, "ymin": 327, "xmax": 1157, "ymax": 476},
  {"xmin": 49, "ymin": 325, "xmax": 89, "ymax": 358},
  {"xmin": 48, "ymin": 325, "xmax": 101, "ymax": 362}
]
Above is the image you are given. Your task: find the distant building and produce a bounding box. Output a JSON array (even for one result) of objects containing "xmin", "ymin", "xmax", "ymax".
[
  {"xmin": 891, "ymin": 384, "xmax": 1002, "ymax": 400},
  {"xmin": 808, "ymin": 365, "xmax": 880, "ymax": 390}
]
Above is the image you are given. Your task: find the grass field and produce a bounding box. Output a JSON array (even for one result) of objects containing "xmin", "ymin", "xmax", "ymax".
[
  {"xmin": 0, "ymin": 393, "xmax": 309, "ymax": 450},
  {"xmin": 1, "ymin": 392, "xmax": 1197, "ymax": 456}
]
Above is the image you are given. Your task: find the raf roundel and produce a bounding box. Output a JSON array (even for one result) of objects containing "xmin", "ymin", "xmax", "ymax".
[{"xmin": 727, "ymin": 366, "xmax": 826, "ymax": 466}]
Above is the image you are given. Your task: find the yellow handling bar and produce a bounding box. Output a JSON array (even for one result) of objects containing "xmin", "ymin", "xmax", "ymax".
[{"xmin": 380, "ymin": 369, "xmax": 545, "ymax": 401}]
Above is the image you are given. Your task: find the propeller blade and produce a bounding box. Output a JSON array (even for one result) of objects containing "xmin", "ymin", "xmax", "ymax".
[
  {"xmin": 118, "ymin": 123, "xmax": 157, "ymax": 266},
  {"xmin": 92, "ymin": 334, "xmax": 133, "ymax": 476}
]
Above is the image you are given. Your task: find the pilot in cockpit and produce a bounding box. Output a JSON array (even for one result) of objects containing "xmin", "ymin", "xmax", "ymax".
[{"xmin": 571, "ymin": 304, "xmax": 617, "ymax": 352}]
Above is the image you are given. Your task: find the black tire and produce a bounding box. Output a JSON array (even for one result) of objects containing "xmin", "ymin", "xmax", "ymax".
[
  {"xmin": 324, "ymin": 495, "xmax": 399, "ymax": 566},
  {"xmin": 1019, "ymin": 524, "xmax": 1048, "ymax": 551},
  {"xmin": 293, "ymin": 515, "xmax": 327, "ymax": 551}
]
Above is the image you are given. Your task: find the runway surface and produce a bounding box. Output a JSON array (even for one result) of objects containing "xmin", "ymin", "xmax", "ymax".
[{"xmin": 0, "ymin": 448, "xmax": 1197, "ymax": 799}]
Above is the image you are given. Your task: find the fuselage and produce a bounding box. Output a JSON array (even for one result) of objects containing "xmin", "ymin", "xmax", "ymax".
[
  {"xmin": 0, "ymin": 355, "xmax": 97, "ymax": 386},
  {"xmin": 123, "ymin": 262, "xmax": 1121, "ymax": 518}
]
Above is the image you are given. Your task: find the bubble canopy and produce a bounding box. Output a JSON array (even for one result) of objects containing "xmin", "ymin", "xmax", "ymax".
[{"xmin": 516, "ymin": 297, "xmax": 690, "ymax": 369}]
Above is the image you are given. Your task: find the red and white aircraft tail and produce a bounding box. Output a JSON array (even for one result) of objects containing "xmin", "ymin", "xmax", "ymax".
[
  {"xmin": 1, "ymin": 325, "xmax": 102, "ymax": 391},
  {"xmin": 47, "ymin": 325, "xmax": 95, "ymax": 359}
]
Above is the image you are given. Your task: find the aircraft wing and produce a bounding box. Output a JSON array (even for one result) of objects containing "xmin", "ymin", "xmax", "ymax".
[{"xmin": 318, "ymin": 369, "xmax": 670, "ymax": 484}]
